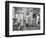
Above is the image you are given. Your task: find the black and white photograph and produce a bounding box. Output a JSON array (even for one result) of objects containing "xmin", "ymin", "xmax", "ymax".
[
  {"xmin": 13, "ymin": 7, "xmax": 40, "ymax": 31},
  {"xmin": 5, "ymin": 1, "xmax": 45, "ymax": 37}
]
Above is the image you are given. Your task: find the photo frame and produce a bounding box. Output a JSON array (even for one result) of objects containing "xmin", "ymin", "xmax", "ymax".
[{"xmin": 5, "ymin": 1, "xmax": 45, "ymax": 37}]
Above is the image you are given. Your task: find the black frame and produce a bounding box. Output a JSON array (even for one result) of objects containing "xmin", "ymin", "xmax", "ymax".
[{"xmin": 5, "ymin": 1, "xmax": 45, "ymax": 37}]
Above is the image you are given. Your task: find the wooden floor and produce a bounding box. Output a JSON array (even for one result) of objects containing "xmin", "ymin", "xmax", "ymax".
[{"xmin": 13, "ymin": 24, "xmax": 40, "ymax": 31}]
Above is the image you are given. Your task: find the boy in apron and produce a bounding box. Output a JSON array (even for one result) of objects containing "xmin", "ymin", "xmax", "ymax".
[{"xmin": 36, "ymin": 14, "xmax": 39, "ymax": 25}]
